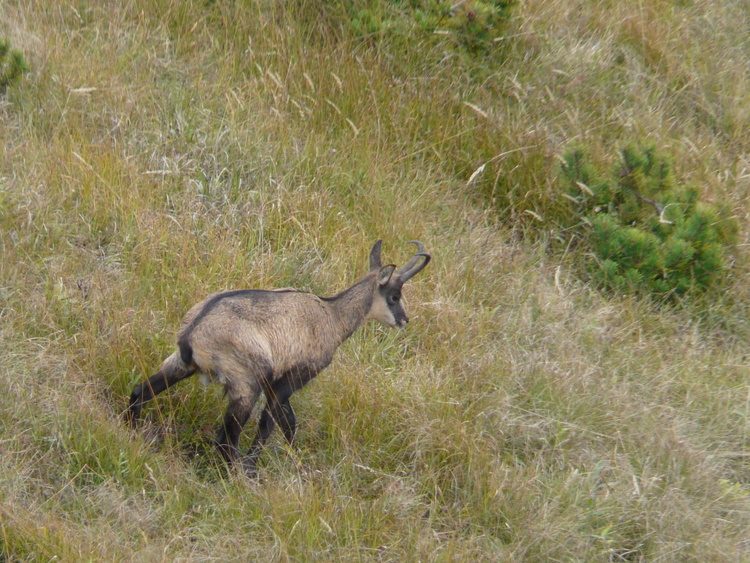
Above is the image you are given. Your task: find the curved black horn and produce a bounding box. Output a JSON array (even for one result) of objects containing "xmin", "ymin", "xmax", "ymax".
[
  {"xmin": 369, "ymin": 239, "xmax": 384, "ymax": 271},
  {"xmin": 397, "ymin": 240, "xmax": 430, "ymax": 282},
  {"xmin": 396, "ymin": 241, "xmax": 424, "ymax": 274}
]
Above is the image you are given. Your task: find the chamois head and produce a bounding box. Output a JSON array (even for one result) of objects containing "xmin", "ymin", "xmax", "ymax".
[{"xmin": 366, "ymin": 239, "xmax": 431, "ymax": 328}]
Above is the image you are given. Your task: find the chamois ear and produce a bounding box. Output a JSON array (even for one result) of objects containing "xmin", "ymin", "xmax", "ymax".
[
  {"xmin": 377, "ymin": 265, "xmax": 396, "ymax": 287},
  {"xmin": 369, "ymin": 239, "xmax": 384, "ymax": 271}
]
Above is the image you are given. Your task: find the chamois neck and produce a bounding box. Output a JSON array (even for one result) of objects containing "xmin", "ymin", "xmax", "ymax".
[{"xmin": 324, "ymin": 273, "xmax": 377, "ymax": 342}]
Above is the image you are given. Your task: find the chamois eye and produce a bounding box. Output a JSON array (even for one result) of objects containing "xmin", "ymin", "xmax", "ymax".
[{"xmin": 389, "ymin": 294, "xmax": 400, "ymax": 304}]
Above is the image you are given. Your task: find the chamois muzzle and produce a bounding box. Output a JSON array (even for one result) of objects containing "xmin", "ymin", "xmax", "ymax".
[{"xmin": 396, "ymin": 240, "xmax": 431, "ymax": 283}]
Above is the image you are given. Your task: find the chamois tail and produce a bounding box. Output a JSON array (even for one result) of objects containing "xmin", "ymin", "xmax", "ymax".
[{"xmin": 178, "ymin": 337, "xmax": 193, "ymax": 367}]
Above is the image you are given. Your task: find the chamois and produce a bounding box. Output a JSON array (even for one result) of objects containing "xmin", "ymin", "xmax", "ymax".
[{"xmin": 127, "ymin": 240, "xmax": 430, "ymax": 474}]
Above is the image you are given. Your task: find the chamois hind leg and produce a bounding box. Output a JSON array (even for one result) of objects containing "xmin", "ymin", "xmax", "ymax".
[
  {"xmin": 128, "ymin": 352, "xmax": 195, "ymax": 427},
  {"xmin": 215, "ymin": 366, "xmax": 266, "ymax": 471},
  {"xmin": 215, "ymin": 398, "xmax": 255, "ymax": 466}
]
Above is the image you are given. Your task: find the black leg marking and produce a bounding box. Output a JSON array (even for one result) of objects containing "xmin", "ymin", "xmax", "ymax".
[
  {"xmin": 276, "ymin": 401, "xmax": 297, "ymax": 445},
  {"xmin": 244, "ymin": 398, "xmax": 286, "ymax": 470},
  {"xmin": 127, "ymin": 358, "xmax": 195, "ymax": 426},
  {"xmin": 216, "ymin": 399, "xmax": 253, "ymax": 466},
  {"xmin": 243, "ymin": 368, "xmax": 316, "ymax": 472},
  {"xmin": 250, "ymin": 398, "xmax": 296, "ymax": 446}
]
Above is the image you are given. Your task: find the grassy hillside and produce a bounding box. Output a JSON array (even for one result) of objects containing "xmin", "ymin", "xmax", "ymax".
[{"xmin": 1, "ymin": 0, "xmax": 749, "ymax": 560}]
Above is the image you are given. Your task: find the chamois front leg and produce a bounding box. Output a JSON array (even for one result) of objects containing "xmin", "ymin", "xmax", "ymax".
[
  {"xmin": 243, "ymin": 397, "xmax": 296, "ymax": 474},
  {"xmin": 243, "ymin": 369, "xmax": 314, "ymax": 473},
  {"xmin": 254, "ymin": 399, "xmax": 297, "ymax": 445}
]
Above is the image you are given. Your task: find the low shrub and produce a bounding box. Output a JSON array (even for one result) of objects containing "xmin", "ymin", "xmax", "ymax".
[
  {"xmin": 0, "ymin": 39, "xmax": 29, "ymax": 93},
  {"xmin": 331, "ymin": 0, "xmax": 516, "ymax": 54},
  {"xmin": 560, "ymin": 144, "xmax": 737, "ymax": 301}
]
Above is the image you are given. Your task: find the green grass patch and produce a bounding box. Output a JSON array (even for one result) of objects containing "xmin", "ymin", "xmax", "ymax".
[{"xmin": 0, "ymin": 0, "xmax": 748, "ymax": 560}]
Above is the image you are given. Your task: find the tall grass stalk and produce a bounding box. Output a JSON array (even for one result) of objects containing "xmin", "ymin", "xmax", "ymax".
[{"xmin": 1, "ymin": 0, "xmax": 748, "ymax": 560}]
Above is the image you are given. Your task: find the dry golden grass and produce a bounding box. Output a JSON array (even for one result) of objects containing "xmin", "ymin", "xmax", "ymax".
[{"xmin": 1, "ymin": 0, "xmax": 749, "ymax": 560}]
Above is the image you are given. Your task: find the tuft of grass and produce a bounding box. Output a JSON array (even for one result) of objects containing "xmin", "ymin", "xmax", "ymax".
[{"xmin": 0, "ymin": 0, "xmax": 749, "ymax": 560}]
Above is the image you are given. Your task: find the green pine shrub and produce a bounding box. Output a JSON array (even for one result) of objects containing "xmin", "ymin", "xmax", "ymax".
[
  {"xmin": 560, "ymin": 144, "xmax": 736, "ymax": 301},
  {"xmin": 329, "ymin": 0, "xmax": 516, "ymax": 54},
  {"xmin": 0, "ymin": 39, "xmax": 29, "ymax": 93}
]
